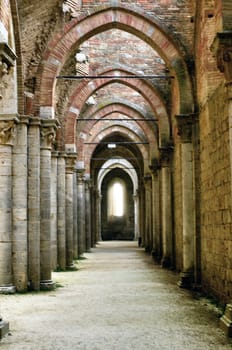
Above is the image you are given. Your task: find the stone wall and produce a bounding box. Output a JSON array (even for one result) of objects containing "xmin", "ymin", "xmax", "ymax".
[
  {"xmin": 195, "ymin": 0, "xmax": 232, "ymax": 303},
  {"xmin": 200, "ymin": 83, "xmax": 232, "ymax": 303},
  {"xmin": 173, "ymin": 143, "xmax": 183, "ymax": 272}
]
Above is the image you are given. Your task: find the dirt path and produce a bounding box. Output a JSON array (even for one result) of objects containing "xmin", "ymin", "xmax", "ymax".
[{"xmin": 1, "ymin": 241, "xmax": 232, "ymax": 350}]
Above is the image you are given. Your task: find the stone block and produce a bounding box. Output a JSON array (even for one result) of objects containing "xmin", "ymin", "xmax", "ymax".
[
  {"xmin": 0, "ymin": 320, "xmax": 9, "ymax": 339},
  {"xmin": 220, "ymin": 304, "xmax": 232, "ymax": 337}
]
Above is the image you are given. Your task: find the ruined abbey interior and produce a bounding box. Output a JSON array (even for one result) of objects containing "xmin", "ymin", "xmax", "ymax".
[{"xmin": 0, "ymin": 0, "xmax": 232, "ymax": 338}]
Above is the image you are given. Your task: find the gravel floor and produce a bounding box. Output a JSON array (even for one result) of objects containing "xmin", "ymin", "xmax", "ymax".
[{"xmin": 1, "ymin": 241, "xmax": 232, "ymax": 350}]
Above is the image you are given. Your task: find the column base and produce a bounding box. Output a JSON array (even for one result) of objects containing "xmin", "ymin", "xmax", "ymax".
[
  {"xmin": 0, "ymin": 285, "xmax": 16, "ymax": 294},
  {"xmin": 66, "ymin": 263, "xmax": 77, "ymax": 271},
  {"xmin": 40, "ymin": 280, "xmax": 56, "ymax": 291},
  {"xmin": 0, "ymin": 320, "xmax": 9, "ymax": 339},
  {"xmin": 151, "ymin": 249, "xmax": 162, "ymax": 263},
  {"xmin": 220, "ymin": 304, "xmax": 232, "ymax": 337},
  {"xmin": 145, "ymin": 245, "xmax": 152, "ymax": 253},
  {"xmin": 177, "ymin": 271, "xmax": 193, "ymax": 289},
  {"xmin": 161, "ymin": 256, "xmax": 171, "ymax": 268}
]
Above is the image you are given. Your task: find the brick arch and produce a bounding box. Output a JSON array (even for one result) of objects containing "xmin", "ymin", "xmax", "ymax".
[
  {"xmin": 97, "ymin": 159, "xmax": 139, "ymax": 195},
  {"xmin": 65, "ymin": 68, "xmax": 169, "ymax": 147},
  {"xmin": 80, "ymin": 97, "xmax": 153, "ymax": 121},
  {"xmin": 77, "ymin": 102, "xmax": 158, "ymax": 159},
  {"xmin": 83, "ymin": 125, "xmax": 150, "ymax": 175},
  {"xmin": 37, "ymin": 5, "xmax": 194, "ymax": 118},
  {"xmin": 79, "ymin": 112, "xmax": 148, "ymax": 162}
]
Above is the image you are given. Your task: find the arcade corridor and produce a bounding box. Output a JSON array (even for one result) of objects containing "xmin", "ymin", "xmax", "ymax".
[
  {"xmin": 0, "ymin": 0, "xmax": 232, "ymax": 342},
  {"xmin": 1, "ymin": 241, "xmax": 232, "ymax": 350}
]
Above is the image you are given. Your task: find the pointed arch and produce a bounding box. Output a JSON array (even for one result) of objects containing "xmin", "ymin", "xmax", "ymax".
[
  {"xmin": 84, "ymin": 125, "xmax": 149, "ymax": 174},
  {"xmin": 36, "ymin": 5, "xmax": 194, "ymax": 118},
  {"xmin": 65, "ymin": 68, "xmax": 169, "ymax": 147}
]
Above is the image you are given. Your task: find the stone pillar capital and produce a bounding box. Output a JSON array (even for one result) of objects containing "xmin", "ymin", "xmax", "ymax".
[
  {"xmin": 144, "ymin": 174, "xmax": 152, "ymax": 186},
  {"xmin": 40, "ymin": 119, "xmax": 60, "ymax": 150},
  {"xmin": 175, "ymin": 114, "xmax": 198, "ymax": 143},
  {"xmin": 58, "ymin": 151, "xmax": 67, "ymax": 159},
  {"xmin": 18, "ymin": 115, "xmax": 30, "ymax": 125},
  {"xmin": 0, "ymin": 43, "xmax": 16, "ymax": 71},
  {"xmin": 29, "ymin": 117, "xmax": 41, "ymax": 127},
  {"xmin": 159, "ymin": 146, "xmax": 173, "ymax": 167},
  {"xmin": 76, "ymin": 168, "xmax": 85, "ymax": 182},
  {"xmin": 52, "ymin": 150, "xmax": 59, "ymax": 158},
  {"xmin": 0, "ymin": 43, "xmax": 17, "ymax": 100},
  {"xmin": 65, "ymin": 152, "xmax": 77, "ymax": 173},
  {"xmin": 211, "ymin": 31, "xmax": 232, "ymax": 81},
  {"xmin": 0, "ymin": 114, "xmax": 19, "ymax": 145},
  {"xmin": 149, "ymin": 159, "xmax": 160, "ymax": 174},
  {"xmin": 84, "ymin": 174, "xmax": 92, "ymax": 188}
]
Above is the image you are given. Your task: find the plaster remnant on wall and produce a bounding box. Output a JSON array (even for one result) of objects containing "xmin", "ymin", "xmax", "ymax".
[
  {"xmin": 65, "ymin": 143, "xmax": 76, "ymax": 152},
  {"xmin": 48, "ymin": 57, "xmax": 61, "ymax": 66},
  {"xmin": 79, "ymin": 132, "xmax": 87, "ymax": 140},
  {"xmin": 86, "ymin": 96, "xmax": 96, "ymax": 105},
  {"xmin": 69, "ymin": 107, "xmax": 80, "ymax": 115},
  {"xmin": 40, "ymin": 106, "xmax": 55, "ymax": 119}
]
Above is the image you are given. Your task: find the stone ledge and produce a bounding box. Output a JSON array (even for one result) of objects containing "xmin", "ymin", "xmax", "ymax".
[
  {"xmin": 40, "ymin": 280, "xmax": 56, "ymax": 291},
  {"xmin": 0, "ymin": 43, "xmax": 17, "ymax": 68},
  {"xmin": 220, "ymin": 304, "xmax": 232, "ymax": 337},
  {"xmin": 0, "ymin": 320, "xmax": 9, "ymax": 339},
  {"xmin": 177, "ymin": 271, "xmax": 193, "ymax": 289},
  {"xmin": 0, "ymin": 286, "xmax": 16, "ymax": 294}
]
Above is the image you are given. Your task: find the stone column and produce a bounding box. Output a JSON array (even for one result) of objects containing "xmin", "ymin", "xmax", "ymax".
[
  {"xmin": 138, "ymin": 186, "xmax": 145, "ymax": 247},
  {"xmin": 85, "ymin": 176, "xmax": 92, "ymax": 252},
  {"xmin": 212, "ymin": 32, "xmax": 232, "ymax": 336},
  {"xmin": 0, "ymin": 115, "xmax": 18, "ymax": 293},
  {"xmin": 176, "ymin": 115, "xmax": 196, "ymax": 288},
  {"xmin": 65, "ymin": 153, "xmax": 76, "ymax": 269},
  {"xmin": 73, "ymin": 169, "xmax": 78, "ymax": 259},
  {"xmin": 28, "ymin": 117, "xmax": 41, "ymax": 290},
  {"xmin": 12, "ymin": 115, "xmax": 29, "ymax": 291},
  {"xmin": 40, "ymin": 120, "xmax": 58, "ymax": 290},
  {"xmin": 160, "ymin": 147, "xmax": 173, "ymax": 268},
  {"xmin": 91, "ymin": 188, "xmax": 97, "ymax": 247},
  {"xmin": 150, "ymin": 163, "xmax": 161, "ymax": 262},
  {"xmin": 133, "ymin": 191, "xmax": 139, "ymax": 241},
  {"xmin": 95, "ymin": 190, "xmax": 102, "ymax": 243},
  {"xmin": 51, "ymin": 151, "xmax": 58, "ymax": 270},
  {"xmin": 57, "ymin": 152, "xmax": 66, "ymax": 270},
  {"xmin": 144, "ymin": 175, "xmax": 152, "ymax": 252},
  {"xmin": 77, "ymin": 168, "xmax": 86, "ymax": 256}
]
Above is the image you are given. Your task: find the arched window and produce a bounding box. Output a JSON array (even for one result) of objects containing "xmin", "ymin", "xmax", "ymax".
[{"xmin": 108, "ymin": 179, "xmax": 125, "ymax": 218}]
